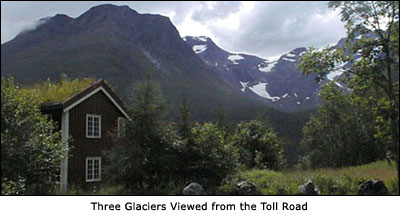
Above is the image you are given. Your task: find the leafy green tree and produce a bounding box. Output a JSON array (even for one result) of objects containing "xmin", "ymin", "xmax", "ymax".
[
  {"xmin": 301, "ymin": 83, "xmax": 386, "ymax": 168},
  {"xmin": 299, "ymin": 1, "xmax": 399, "ymax": 186},
  {"xmin": 232, "ymin": 120, "xmax": 283, "ymax": 170},
  {"xmin": 189, "ymin": 122, "xmax": 238, "ymax": 188},
  {"xmin": 1, "ymin": 78, "xmax": 65, "ymax": 195}
]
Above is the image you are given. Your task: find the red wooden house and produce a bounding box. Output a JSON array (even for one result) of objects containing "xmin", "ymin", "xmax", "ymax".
[{"xmin": 41, "ymin": 80, "xmax": 129, "ymax": 192}]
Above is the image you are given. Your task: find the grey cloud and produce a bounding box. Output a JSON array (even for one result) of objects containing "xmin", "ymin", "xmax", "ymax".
[
  {"xmin": 191, "ymin": 1, "xmax": 242, "ymax": 24},
  {"xmin": 209, "ymin": 2, "xmax": 346, "ymax": 58}
]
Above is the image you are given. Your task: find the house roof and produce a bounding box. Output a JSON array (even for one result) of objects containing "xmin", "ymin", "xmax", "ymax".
[{"xmin": 40, "ymin": 79, "xmax": 129, "ymax": 119}]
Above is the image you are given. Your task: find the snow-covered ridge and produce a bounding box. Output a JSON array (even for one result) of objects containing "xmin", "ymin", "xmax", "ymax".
[
  {"xmin": 193, "ymin": 45, "xmax": 207, "ymax": 54},
  {"xmin": 228, "ymin": 54, "xmax": 244, "ymax": 64}
]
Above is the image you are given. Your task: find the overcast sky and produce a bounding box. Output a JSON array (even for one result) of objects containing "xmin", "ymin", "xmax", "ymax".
[{"xmin": 1, "ymin": 1, "xmax": 347, "ymax": 59}]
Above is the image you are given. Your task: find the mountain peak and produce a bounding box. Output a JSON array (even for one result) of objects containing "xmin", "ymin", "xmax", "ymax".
[
  {"xmin": 87, "ymin": 4, "xmax": 133, "ymax": 12},
  {"xmin": 77, "ymin": 4, "xmax": 138, "ymax": 21}
]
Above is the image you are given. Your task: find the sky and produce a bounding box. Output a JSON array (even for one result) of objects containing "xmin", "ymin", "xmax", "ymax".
[{"xmin": 1, "ymin": 1, "xmax": 347, "ymax": 60}]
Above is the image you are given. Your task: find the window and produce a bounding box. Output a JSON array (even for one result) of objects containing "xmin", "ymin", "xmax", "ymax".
[
  {"xmin": 117, "ymin": 117, "xmax": 126, "ymax": 137},
  {"xmin": 86, "ymin": 114, "xmax": 101, "ymax": 138},
  {"xmin": 86, "ymin": 157, "xmax": 101, "ymax": 182}
]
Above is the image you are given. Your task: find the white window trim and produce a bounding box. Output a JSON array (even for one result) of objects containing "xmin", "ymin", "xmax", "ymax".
[
  {"xmin": 86, "ymin": 114, "xmax": 101, "ymax": 138},
  {"xmin": 64, "ymin": 86, "xmax": 130, "ymax": 120},
  {"xmin": 86, "ymin": 157, "xmax": 101, "ymax": 182},
  {"xmin": 117, "ymin": 117, "xmax": 126, "ymax": 138}
]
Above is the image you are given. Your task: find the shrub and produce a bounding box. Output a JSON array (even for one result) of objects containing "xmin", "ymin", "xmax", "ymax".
[{"xmin": 1, "ymin": 78, "xmax": 65, "ymax": 195}]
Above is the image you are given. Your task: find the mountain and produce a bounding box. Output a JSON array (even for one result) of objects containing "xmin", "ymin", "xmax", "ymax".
[
  {"xmin": 183, "ymin": 36, "xmax": 352, "ymax": 112},
  {"xmin": 1, "ymin": 4, "xmax": 268, "ymax": 122}
]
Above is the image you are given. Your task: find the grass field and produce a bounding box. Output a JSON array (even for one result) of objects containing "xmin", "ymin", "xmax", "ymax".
[
  {"xmin": 66, "ymin": 160, "xmax": 398, "ymax": 195},
  {"xmin": 219, "ymin": 160, "xmax": 398, "ymax": 195}
]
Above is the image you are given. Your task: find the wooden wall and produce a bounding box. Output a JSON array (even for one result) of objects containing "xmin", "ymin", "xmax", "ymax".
[{"xmin": 68, "ymin": 91, "xmax": 125, "ymax": 186}]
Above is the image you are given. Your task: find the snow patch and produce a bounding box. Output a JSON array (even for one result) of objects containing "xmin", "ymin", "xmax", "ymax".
[
  {"xmin": 239, "ymin": 81, "xmax": 248, "ymax": 92},
  {"xmin": 327, "ymin": 69, "xmax": 344, "ymax": 81},
  {"xmin": 228, "ymin": 54, "xmax": 244, "ymax": 64},
  {"xmin": 258, "ymin": 61, "xmax": 277, "ymax": 73},
  {"xmin": 294, "ymin": 93, "xmax": 298, "ymax": 98},
  {"xmin": 285, "ymin": 53, "xmax": 297, "ymax": 58},
  {"xmin": 194, "ymin": 36, "xmax": 207, "ymax": 42},
  {"xmin": 306, "ymin": 97, "xmax": 310, "ymax": 100},
  {"xmin": 282, "ymin": 93, "xmax": 289, "ymax": 98},
  {"xmin": 248, "ymin": 82, "xmax": 280, "ymax": 102},
  {"xmin": 282, "ymin": 57, "xmax": 296, "ymax": 62},
  {"xmin": 327, "ymin": 62, "xmax": 346, "ymax": 81},
  {"xmin": 335, "ymin": 82, "xmax": 344, "ymax": 88},
  {"xmin": 297, "ymin": 102, "xmax": 301, "ymax": 105},
  {"xmin": 193, "ymin": 45, "xmax": 207, "ymax": 54}
]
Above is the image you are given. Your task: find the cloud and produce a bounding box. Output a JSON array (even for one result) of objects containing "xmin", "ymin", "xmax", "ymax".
[
  {"xmin": 191, "ymin": 1, "xmax": 242, "ymax": 24},
  {"xmin": 208, "ymin": 2, "xmax": 346, "ymax": 58}
]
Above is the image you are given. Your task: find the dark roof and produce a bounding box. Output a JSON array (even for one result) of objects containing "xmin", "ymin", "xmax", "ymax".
[{"xmin": 40, "ymin": 80, "xmax": 128, "ymax": 117}]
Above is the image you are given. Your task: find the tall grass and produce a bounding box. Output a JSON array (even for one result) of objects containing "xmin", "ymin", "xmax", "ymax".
[{"xmin": 219, "ymin": 160, "xmax": 398, "ymax": 195}]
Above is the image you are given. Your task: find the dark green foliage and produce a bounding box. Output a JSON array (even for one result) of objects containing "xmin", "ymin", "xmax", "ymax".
[
  {"xmin": 299, "ymin": 2, "xmax": 399, "ymax": 191},
  {"xmin": 104, "ymin": 77, "xmax": 178, "ymax": 193},
  {"xmin": 301, "ymin": 83, "xmax": 386, "ymax": 168},
  {"xmin": 256, "ymin": 108, "xmax": 314, "ymax": 168},
  {"xmin": 187, "ymin": 122, "xmax": 238, "ymax": 189},
  {"xmin": 232, "ymin": 120, "xmax": 283, "ymax": 170},
  {"xmin": 1, "ymin": 78, "xmax": 65, "ymax": 195},
  {"xmin": 105, "ymin": 79, "xmax": 240, "ymax": 193},
  {"xmin": 178, "ymin": 94, "xmax": 192, "ymax": 142}
]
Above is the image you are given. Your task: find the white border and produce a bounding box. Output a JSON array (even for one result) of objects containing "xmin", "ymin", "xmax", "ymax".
[
  {"xmin": 86, "ymin": 114, "xmax": 101, "ymax": 138},
  {"xmin": 60, "ymin": 110, "xmax": 69, "ymax": 193}
]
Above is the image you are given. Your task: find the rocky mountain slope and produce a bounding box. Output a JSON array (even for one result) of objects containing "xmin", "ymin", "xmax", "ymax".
[
  {"xmin": 184, "ymin": 36, "xmax": 351, "ymax": 112},
  {"xmin": 1, "ymin": 4, "xmax": 267, "ymax": 122}
]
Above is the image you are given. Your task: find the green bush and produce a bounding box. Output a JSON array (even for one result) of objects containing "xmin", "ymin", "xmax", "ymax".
[
  {"xmin": 1, "ymin": 78, "xmax": 65, "ymax": 195},
  {"xmin": 232, "ymin": 120, "xmax": 283, "ymax": 170}
]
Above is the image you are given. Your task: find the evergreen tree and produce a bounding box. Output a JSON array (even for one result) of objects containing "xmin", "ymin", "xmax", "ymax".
[{"xmin": 105, "ymin": 76, "xmax": 175, "ymax": 193}]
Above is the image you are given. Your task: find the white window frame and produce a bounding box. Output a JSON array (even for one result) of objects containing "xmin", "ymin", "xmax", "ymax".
[
  {"xmin": 86, "ymin": 114, "xmax": 101, "ymax": 138},
  {"xmin": 86, "ymin": 157, "xmax": 101, "ymax": 182},
  {"xmin": 117, "ymin": 117, "xmax": 126, "ymax": 138}
]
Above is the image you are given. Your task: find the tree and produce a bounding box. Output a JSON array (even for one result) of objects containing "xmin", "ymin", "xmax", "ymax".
[
  {"xmin": 189, "ymin": 122, "xmax": 238, "ymax": 188},
  {"xmin": 178, "ymin": 93, "xmax": 192, "ymax": 142},
  {"xmin": 1, "ymin": 78, "xmax": 65, "ymax": 195},
  {"xmin": 104, "ymin": 77, "xmax": 176, "ymax": 193},
  {"xmin": 300, "ymin": 83, "xmax": 386, "ymax": 168},
  {"xmin": 299, "ymin": 1, "xmax": 399, "ymax": 189},
  {"xmin": 232, "ymin": 120, "xmax": 283, "ymax": 170}
]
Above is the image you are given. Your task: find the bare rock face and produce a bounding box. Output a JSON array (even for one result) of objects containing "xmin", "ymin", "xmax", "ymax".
[
  {"xmin": 297, "ymin": 179, "xmax": 321, "ymax": 195},
  {"xmin": 233, "ymin": 181, "xmax": 262, "ymax": 195},
  {"xmin": 182, "ymin": 183, "xmax": 206, "ymax": 195},
  {"xmin": 358, "ymin": 180, "xmax": 388, "ymax": 195}
]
